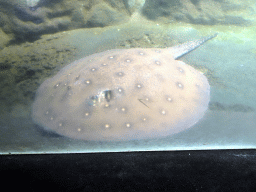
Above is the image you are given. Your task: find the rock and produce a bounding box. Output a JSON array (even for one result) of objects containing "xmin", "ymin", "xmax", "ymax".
[
  {"xmin": 0, "ymin": 33, "xmax": 77, "ymax": 107},
  {"xmin": 141, "ymin": 0, "xmax": 253, "ymax": 26},
  {"xmin": 86, "ymin": 2, "xmax": 129, "ymax": 27},
  {"xmin": 0, "ymin": 0, "xmax": 144, "ymax": 42},
  {"xmin": 26, "ymin": 0, "xmax": 40, "ymax": 8},
  {"xmin": 0, "ymin": 0, "xmax": 254, "ymax": 43},
  {"xmin": 0, "ymin": 28, "xmax": 12, "ymax": 50}
]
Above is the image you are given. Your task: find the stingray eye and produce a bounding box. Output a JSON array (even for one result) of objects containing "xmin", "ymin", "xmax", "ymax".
[
  {"xmin": 90, "ymin": 90, "xmax": 114, "ymax": 105},
  {"xmin": 103, "ymin": 90, "xmax": 113, "ymax": 102}
]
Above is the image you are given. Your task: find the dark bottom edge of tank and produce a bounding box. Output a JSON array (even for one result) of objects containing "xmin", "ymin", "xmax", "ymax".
[{"xmin": 0, "ymin": 149, "xmax": 256, "ymax": 192}]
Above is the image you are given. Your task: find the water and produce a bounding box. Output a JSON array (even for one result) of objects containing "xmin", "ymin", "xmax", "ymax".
[{"xmin": 0, "ymin": 0, "xmax": 255, "ymax": 154}]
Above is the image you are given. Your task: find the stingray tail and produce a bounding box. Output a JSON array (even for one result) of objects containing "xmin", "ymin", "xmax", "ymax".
[{"xmin": 171, "ymin": 33, "xmax": 218, "ymax": 60}]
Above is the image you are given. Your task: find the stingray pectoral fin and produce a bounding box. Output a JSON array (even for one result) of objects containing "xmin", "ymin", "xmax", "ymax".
[{"xmin": 171, "ymin": 33, "xmax": 218, "ymax": 60}]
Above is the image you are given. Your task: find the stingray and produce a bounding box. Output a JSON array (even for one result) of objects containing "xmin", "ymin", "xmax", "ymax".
[{"xmin": 32, "ymin": 33, "xmax": 217, "ymax": 141}]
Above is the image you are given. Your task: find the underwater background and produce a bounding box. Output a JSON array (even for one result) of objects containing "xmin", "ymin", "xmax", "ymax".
[{"xmin": 0, "ymin": 0, "xmax": 255, "ymax": 154}]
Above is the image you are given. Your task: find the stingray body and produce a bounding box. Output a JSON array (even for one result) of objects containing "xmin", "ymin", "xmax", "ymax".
[{"xmin": 32, "ymin": 34, "xmax": 217, "ymax": 141}]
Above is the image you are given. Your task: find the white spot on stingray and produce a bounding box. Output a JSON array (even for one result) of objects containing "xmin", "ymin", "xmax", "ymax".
[
  {"xmin": 155, "ymin": 61, "xmax": 161, "ymax": 65},
  {"xmin": 166, "ymin": 97, "xmax": 172, "ymax": 102},
  {"xmin": 117, "ymin": 88, "xmax": 123, "ymax": 93},
  {"xmin": 54, "ymin": 83, "xmax": 60, "ymax": 88},
  {"xmin": 125, "ymin": 123, "xmax": 131, "ymax": 128},
  {"xmin": 104, "ymin": 124, "xmax": 110, "ymax": 129},
  {"xmin": 121, "ymin": 107, "xmax": 126, "ymax": 112},
  {"xmin": 176, "ymin": 82, "xmax": 183, "ymax": 89},
  {"xmin": 117, "ymin": 72, "xmax": 124, "ymax": 76},
  {"xmin": 136, "ymin": 84, "xmax": 142, "ymax": 88},
  {"xmin": 126, "ymin": 59, "xmax": 131, "ymax": 62},
  {"xmin": 178, "ymin": 67, "xmax": 184, "ymax": 73},
  {"xmin": 161, "ymin": 110, "xmax": 166, "ymax": 115},
  {"xmin": 85, "ymin": 80, "xmax": 91, "ymax": 85}
]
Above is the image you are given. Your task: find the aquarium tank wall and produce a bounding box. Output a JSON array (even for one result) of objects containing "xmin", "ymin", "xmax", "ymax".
[{"xmin": 0, "ymin": 0, "xmax": 255, "ymax": 154}]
